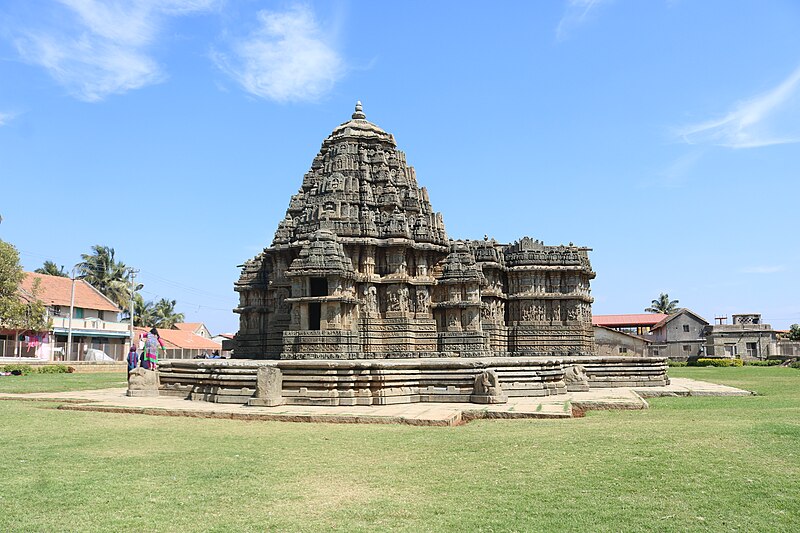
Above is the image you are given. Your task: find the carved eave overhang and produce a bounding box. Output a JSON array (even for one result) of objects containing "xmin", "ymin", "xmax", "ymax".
[
  {"xmin": 480, "ymin": 288, "xmax": 507, "ymax": 299},
  {"xmin": 285, "ymin": 295, "xmax": 358, "ymax": 304},
  {"xmin": 431, "ymin": 301, "xmax": 483, "ymax": 309},
  {"xmin": 507, "ymin": 293, "xmax": 595, "ymax": 303}
]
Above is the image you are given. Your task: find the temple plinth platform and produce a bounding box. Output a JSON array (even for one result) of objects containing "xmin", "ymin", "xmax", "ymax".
[{"xmin": 156, "ymin": 356, "xmax": 669, "ymax": 407}]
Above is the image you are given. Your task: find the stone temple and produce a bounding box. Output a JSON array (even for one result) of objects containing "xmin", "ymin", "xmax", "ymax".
[
  {"xmin": 234, "ymin": 102, "xmax": 595, "ymax": 359},
  {"xmin": 155, "ymin": 103, "xmax": 668, "ymax": 406}
]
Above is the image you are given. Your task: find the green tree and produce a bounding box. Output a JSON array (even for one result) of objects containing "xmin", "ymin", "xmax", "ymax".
[
  {"xmin": 788, "ymin": 324, "xmax": 800, "ymax": 341},
  {"xmin": 0, "ymin": 239, "xmax": 25, "ymax": 325},
  {"xmin": 0, "ymin": 240, "xmax": 49, "ymax": 332},
  {"xmin": 129, "ymin": 293, "xmax": 156, "ymax": 327},
  {"xmin": 129, "ymin": 295, "xmax": 184, "ymax": 329},
  {"xmin": 645, "ymin": 293, "xmax": 680, "ymax": 314},
  {"xmin": 34, "ymin": 260, "xmax": 68, "ymax": 277},
  {"xmin": 76, "ymin": 245, "xmax": 134, "ymax": 309},
  {"xmin": 152, "ymin": 298, "xmax": 184, "ymax": 329}
]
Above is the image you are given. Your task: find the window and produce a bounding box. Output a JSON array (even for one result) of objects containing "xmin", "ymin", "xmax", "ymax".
[
  {"xmin": 683, "ymin": 325, "xmax": 690, "ymax": 333},
  {"xmin": 746, "ymin": 342, "xmax": 758, "ymax": 357},
  {"xmin": 619, "ymin": 347, "xmax": 628, "ymax": 354},
  {"xmin": 653, "ymin": 348, "xmax": 660, "ymax": 356},
  {"xmin": 682, "ymin": 345, "xmax": 691, "ymax": 352},
  {"xmin": 98, "ymin": 311, "xmax": 105, "ymax": 321},
  {"xmin": 724, "ymin": 345, "xmax": 737, "ymax": 357},
  {"xmin": 51, "ymin": 306, "xmax": 62, "ymax": 316},
  {"xmin": 75, "ymin": 308, "xmax": 84, "ymax": 319},
  {"xmin": 309, "ymin": 278, "xmax": 328, "ymax": 297}
]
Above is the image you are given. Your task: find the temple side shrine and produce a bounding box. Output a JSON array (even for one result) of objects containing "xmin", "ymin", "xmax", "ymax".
[
  {"xmin": 233, "ymin": 102, "xmax": 596, "ymax": 360},
  {"xmin": 153, "ymin": 103, "xmax": 668, "ymax": 406}
]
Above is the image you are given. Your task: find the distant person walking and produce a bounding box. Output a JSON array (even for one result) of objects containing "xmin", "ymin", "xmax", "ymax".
[
  {"xmin": 126, "ymin": 345, "xmax": 139, "ymax": 372},
  {"xmin": 142, "ymin": 327, "xmax": 165, "ymax": 371}
]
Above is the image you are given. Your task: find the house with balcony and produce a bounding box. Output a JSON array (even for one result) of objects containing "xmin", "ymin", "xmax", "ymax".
[{"xmin": 20, "ymin": 272, "xmax": 129, "ymax": 360}]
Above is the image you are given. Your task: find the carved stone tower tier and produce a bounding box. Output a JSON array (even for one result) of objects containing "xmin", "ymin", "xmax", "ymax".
[{"xmin": 233, "ymin": 103, "xmax": 596, "ymax": 359}]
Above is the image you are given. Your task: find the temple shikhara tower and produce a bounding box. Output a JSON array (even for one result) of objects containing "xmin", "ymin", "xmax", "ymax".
[{"xmin": 233, "ymin": 103, "xmax": 596, "ymax": 360}]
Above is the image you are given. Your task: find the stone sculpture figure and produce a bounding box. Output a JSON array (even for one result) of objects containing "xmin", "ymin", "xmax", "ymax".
[
  {"xmin": 127, "ymin": 367, "xmax": 159, "ymax": 397},
  {"xmin": 363, "ymin": 286, "xmax": 378, "ymax": 315},
  {"xmin": 398, "ymin": 286, "xmax": 410, "ymax": 313},
  {"xmin": 470, "ymin": 369, "xmax": 508, "ymax": 404},
  {"xmin": 387, "ymin": 289, "xmax": 400, "ymax": 312},
  {"xmin": 416, "ymin": 288, "xmax": 429, "ymax": 314},
  {"xmin": 564, "ymin": 364, "xmax": 590, "ymax": 392}
]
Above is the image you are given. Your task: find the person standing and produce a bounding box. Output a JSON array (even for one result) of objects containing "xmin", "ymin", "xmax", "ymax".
[
  {"xmin": 142, "ymin": 327, "xmax": 165, "ymax": 371},
  {"xmin": 126, "ymin": 345, "xmax": 139, "ymax": 372}
]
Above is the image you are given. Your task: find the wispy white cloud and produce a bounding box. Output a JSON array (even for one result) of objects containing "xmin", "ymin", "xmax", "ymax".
[
  {"xmin": 643, "ymin": 150, "xmax": 703, "ymax": 188},
  {"xmin": 677, "ymin": 64, "xmax": 800, "ymax": 149},
  {"xmin": 12, "ymin": 0, "xmax": 219, "ymax": 102},
  {"xmin": 0, "ymin": 112, "xmax": 17, "ymax": 126},
  {"xmin": 212, "ymin": 5, "xmax": 344, "ymax": 103},
  {"xmin": 740, "ymin": 265, "xmax": 787, "ymax": 274},
  {"xmin": 556, "ymin": 0, "xmax": 611, "ymax": 41}
]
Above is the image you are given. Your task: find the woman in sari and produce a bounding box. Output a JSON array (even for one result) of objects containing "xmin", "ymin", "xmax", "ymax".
[{"xmin": 142, "ymin": 327, "xmax": 166, "ymax": 371}]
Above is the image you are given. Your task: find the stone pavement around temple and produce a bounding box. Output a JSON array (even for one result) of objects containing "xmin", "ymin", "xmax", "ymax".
[{"xmin": 1, "ymin": 377, "xmax": 753, "ymax": 427}]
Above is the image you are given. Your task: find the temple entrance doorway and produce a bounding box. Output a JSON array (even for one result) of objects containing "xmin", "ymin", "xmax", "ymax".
[{"xmin": 309, "ymin": 303, "xmax": 321, "ymax": 330}]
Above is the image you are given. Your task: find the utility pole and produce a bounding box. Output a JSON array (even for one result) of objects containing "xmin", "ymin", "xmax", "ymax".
[
  {"xmin": 66, "ymin": 267, "xmax": 77, "ymax": 360},
  {"xmin": 129, "ymin": 269, "xmax": 139, "ymax": 351}
]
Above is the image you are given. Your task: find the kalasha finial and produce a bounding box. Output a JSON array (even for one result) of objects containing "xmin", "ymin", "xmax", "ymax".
[{"xmin": 352, "ymin": 100, "xmax": 366, "ymax": 119}]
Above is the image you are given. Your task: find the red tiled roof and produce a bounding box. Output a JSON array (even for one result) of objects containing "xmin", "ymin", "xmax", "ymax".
[
  {"xmin": 135, "ymin": 327, "xmax": 221, "ymax": 350},
  {"xmin": 173, "ymin": 322, "xmax": 204, "ymax": 332},
  {"xmin": 593, "ymin": 324, "xmax": 653, "ymax": 342},
  {"xmin": 592, "ymin": 313, "xmax": 669, "ymax": 327},
  {"xmin": 650, "ymin": 308, "xmax": 708, "ymax": 330},
  {"xmin": 21, "ymin": 272, "xmax": 121, "ymax": 313}
]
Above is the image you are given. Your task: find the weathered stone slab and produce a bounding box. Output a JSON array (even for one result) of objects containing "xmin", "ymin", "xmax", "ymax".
[{"xmin": 248, "ymin": 367, "xmax": 284, "ymax": 407}]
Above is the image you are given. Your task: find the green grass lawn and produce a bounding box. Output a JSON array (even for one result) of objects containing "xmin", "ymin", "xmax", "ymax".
[
  {"xmin": 0, "ymin": 367, "xmax": 798, "ymax": 532},
  {"xmin": 0, "ymin": 371, "xmax": 126, "ymax": 393}
]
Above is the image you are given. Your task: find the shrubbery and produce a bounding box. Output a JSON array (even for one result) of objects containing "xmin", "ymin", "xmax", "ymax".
[
  {"xmin": 668, "ymin": 361, "xmax": 688, "ymax": 367},
  {"xmin": 746, "ymin": 359, "xmax": 783, "ymax": 367},
  {"xmin": 1, "ymin": 364, "xmax": 33, "ymax": 375},
  {"xmin": 689, "ymin": 358, "xmax": 744, "ymax": 367},
  {"xmin": 0, "ymin": 364, "xmax": 74, "ymax": 375},
  {"xmin": 36, "ymin": 364, "xmax": 73, "ymax": 374}
]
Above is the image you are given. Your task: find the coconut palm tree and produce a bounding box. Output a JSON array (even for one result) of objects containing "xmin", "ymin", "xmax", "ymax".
[
  {"xmin": 128, "ymin": 293, "xmax": 156, "ymax": 327},
  {"xmin": 645, "ymin": 293, "xmax": 680, "ymax": 314},
  {"xmin": 34, "ymin": 261, "xmax": 68, "ymax": 277},
  {"xmin": 152, "ymin": 298, "xmax": 184, "ymax": 329},
  {"xmin": 76, "ymin": 245, "xmax": 133, "ymax": 309}
]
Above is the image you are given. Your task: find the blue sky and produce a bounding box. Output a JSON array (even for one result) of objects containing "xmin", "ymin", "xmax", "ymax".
[{"xmin": 1, "ymin": 0, "xmax": 799, "ymax": 334}]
